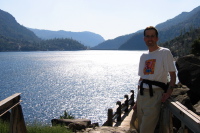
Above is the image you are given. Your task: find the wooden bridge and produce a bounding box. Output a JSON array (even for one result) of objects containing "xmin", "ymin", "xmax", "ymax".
[{"xmin": 103, "ymin": 90, "xmax": 200, "ymax": 133}]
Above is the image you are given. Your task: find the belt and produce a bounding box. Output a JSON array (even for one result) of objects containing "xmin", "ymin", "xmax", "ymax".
[
  {"xmin": 140, "ymin": 79, "xmax": 168, "ymax": 97},
  {"xmin": 142, "ymin": 88, "xmax": 163, "ymax": 91}
]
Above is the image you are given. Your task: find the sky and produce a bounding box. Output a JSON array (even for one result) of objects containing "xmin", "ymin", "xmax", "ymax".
[{"xmin": 0, "ymin": 0, "xmax": 200, "ymax": 40}]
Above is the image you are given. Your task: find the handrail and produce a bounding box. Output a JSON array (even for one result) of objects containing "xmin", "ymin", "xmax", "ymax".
[
  {"xmin": 0, "ymin": 93, "xmax": 27, "ymax": 133},
  {"xmin": 103, "ymin": 90, "xmax": 200, "ymax": 133},
  {"xmin": 165, "ymin": 97, "xmax": 200, "ymax": 132},
  {"xmin": 103, "ymin": 90, "xmax": 134, "ymax": 126}
]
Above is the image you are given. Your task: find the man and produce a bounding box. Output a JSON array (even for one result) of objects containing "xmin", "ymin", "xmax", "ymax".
[{"xmin": 134, "ymin": 26, "xmax": 176, "ymax": 133}]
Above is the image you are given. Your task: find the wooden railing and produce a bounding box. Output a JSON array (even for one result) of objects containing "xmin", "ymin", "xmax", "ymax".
[
  {"xmin": 103, "ymin": 90, "xmax": 135, "ymax": 126},
  {"xmin": 0, "ymin": 93, "xmax": 27, "ymax": 133},
  {"xmin": 103, "ymin": 90, "xmax": 200, "ymax": 132},
  {"xmin": 165, "ymin": 97, "xmax": 200, "ymax": 133}
]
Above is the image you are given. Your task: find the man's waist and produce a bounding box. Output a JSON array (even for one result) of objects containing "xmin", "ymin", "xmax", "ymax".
[
  {"xmin": 141, "ymin": 84, "xmax": 162, "ymax": 89},
  {"xmin": 142, "ymin": 87, "xmax": 163, "ymax": 90}
]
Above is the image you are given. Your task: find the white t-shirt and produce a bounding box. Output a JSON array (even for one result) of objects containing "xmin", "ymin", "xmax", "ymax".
[{"xmin": 138, "ymin": 47, "xmax": 176, "ymax": 89}]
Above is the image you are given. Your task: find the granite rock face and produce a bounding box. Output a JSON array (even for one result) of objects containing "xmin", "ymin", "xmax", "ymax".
[{"xmin": 175, "ymin": 55, "xmax": 200, "ymax": 104}]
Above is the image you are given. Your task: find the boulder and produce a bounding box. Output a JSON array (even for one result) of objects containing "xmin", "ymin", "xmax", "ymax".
[
  {"xmin": 171, "ymin": 85, "xmax": 196, "ymax": 112},
  {"xmin": 68, "ymin": 122, "xmax": 87, "ymax": 132},
  {"xmin": 175, "ymin": 55, "xmax": 200, "ymax": 104},
  {"xmin": 51, "ymin": 118, "xmax": 91, "ymax": 127},
  {"xmin": 77, "ymin": 126, "xmax": 138, "ymax": 133},
  {"xmin": 194, "ymin": 101, "xmax": 200, "ymax": 114}
]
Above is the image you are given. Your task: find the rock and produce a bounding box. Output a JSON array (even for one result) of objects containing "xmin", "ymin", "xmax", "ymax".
[
  {"xmin": 171, "ymin": 85, "xmax": 189, "ymax": 98},
  {"xmin": 77, "ymin": 126, "xmax": 138, "ymax": 133},
  {"xmin": 68, "ymin": 122, "xmax": 87, "ymax": 131},
  {"xmin": 51, "ymin": 119, "xmax": 91, "ymax": 127},
  {"xmin": 171, "ymin": 85, "xmax": 196, "ymax": 112},
  {"xmin": 88, "ymin": 123, "xmax": 99, "ymax": 128},
  {"xmin": 194, "ymin": 101, "xmax": 200, "ymax": 115},
  {"xmin": 175, "ymin": 55, "xmax": 200, "ymax": 103}
]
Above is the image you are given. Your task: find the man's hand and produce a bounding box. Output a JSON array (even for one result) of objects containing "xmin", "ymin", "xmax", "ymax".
[
  {"xmin": 161, "ymin": 93, "xmax": 170, "ymax": 102},
  {"xmin": 132, "ymin": 103, "xmax": 137, "ymax": 110}
]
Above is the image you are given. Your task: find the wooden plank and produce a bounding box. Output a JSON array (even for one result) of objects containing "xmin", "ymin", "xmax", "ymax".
[
  {"xmin": 10, "ymin": 105, "xmax": 27, "ymax": 133},
  {"xmin": 175, "ymin": 101, "xmax": 200, "ymax": 121},
  {"xmin": 0, "ymin": 100, "xmax": 22, "ymax": 117},
  {"xmin": 166, "ymin": 98, "xmax": 200, "ymax": 132},
  {"xmin": 0, "ymin": 93, "xmax": 21, "ymax": 113},
  {"xmin": 118, "ymin": 109, "xmax": 133, "ymax": 128}
]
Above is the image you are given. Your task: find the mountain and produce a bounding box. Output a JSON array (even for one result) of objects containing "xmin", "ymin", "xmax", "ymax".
[
  {"xmin": 160, "ymin": 27, "xmax": 200, "ymax": 57},
  {"xmin": 29, "ymin": 29, "xmax": 105, "ymax": 47},
  {"xmin": 92, "ymin": 30, "xmax": 143, "ymax": 50},
  {"xmin": 0, "ymin": 9, "xmax": 87, "ymax": 51},
  {"xmin": 119, "ymin": 6, "xmax": 200, "ymax": 50},
  {"xmin": 156, "ymin": 5, "xmax": 200, "ymax": 30},
  {"xmin": 92, "ymin": 6, "xmax": 200, "ymax": 50},
  {"xmin": 0, "ymin": 9, "xmax": 40, "ymax": 42},
  {"xmin": 92, "ymin": 33, "xmax": 134, "ymax": 50}
]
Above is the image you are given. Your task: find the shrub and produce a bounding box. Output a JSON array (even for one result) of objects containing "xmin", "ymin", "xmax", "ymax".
[{"xmin": 60, "ymin": 111, "xmax": 75, "ymax": 119}]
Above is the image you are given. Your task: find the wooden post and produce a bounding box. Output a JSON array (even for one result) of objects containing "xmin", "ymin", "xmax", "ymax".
[
  {"xmin": 124, "ymin": 95, "xmax": 129, "ymax": 112},
  {"xmin": 107, "ymin": 108, "xmax": 113, "ymax": 126},
  {"xmin": 10, "ymin": 103, "xmax": 27, "ymax": 133},
  {"xmin": 130, "ymin": 90, "xmax": 135, "ymax": 106},
  {"xmin": 0, "ymin": 93, "xmax": 27, "ymax": 133},
  {"xmin": 116, "ymin": 101, "xmax": 121, "ymax": 122}
]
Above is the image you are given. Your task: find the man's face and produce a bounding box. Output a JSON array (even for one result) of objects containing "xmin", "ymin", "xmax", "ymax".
[{"xmin": 144, "ymin": 29, "xmax": 158, "ymax": 47}]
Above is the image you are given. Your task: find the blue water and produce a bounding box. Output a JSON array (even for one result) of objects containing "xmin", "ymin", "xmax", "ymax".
[{"xmin": 0, "ymin": 50, "xmax": 144, "ymax": 125}]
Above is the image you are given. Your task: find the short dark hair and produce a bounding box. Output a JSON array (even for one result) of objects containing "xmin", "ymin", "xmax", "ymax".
[{"xmin": 144, "ymin": 26, "xmax": 158, "ymax": 37}]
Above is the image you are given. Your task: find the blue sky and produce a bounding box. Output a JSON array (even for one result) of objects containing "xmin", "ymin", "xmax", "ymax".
[{"xmin": 0, "ymin": 0, "xmax": 199, "ymax": 40}]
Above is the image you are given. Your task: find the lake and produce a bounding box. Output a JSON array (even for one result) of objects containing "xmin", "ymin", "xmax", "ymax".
[{"xmin": 0, "ymin": 50, "xmax": 145, "ymax": 125}]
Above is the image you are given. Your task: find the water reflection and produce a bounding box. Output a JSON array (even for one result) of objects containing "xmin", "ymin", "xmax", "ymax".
[{"xmin": 0, "ymin": 50, "xmax": 144, "ymax": 125}]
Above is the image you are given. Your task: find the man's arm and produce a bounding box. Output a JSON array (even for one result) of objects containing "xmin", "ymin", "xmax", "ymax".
[{"xmin": 161, "ymin": 71, "xmax": 176, "ymax": 102}]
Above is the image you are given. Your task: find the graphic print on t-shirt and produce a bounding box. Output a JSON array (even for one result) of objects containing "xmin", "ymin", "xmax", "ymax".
[{"xmin": 143, "ymin": 59, "xmax": 156, "ymax": 75}]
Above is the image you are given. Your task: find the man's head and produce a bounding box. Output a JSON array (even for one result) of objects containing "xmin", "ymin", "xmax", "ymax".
[
  {"xmin": 144, "ymin": 26, "xmax": 158, "ymax": 37},
  {"xmin": 143, "ymin": 26, "xmax": 159, "ymax": 51}
]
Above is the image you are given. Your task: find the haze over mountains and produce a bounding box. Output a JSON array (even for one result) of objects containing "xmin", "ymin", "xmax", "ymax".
[
  {"xmin": 0, "ymin": 5, "xmax": 200, "ymax": 51},
  {"xmin": 29, "ymin": 28, "xmax": 105, "ymax": 48},
  {"xmin": 93, "ymin": 5, "xmax": 200, "ymax": 50}
]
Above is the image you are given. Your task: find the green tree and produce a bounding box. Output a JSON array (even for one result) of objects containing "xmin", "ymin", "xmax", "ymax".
[
  {"xmin": 191, "ymin": 38, "xmax": 200, "ymax": 56},
  {"xmin": 60, "ymin": 111, "xmax": 75, "ymax": 119}
]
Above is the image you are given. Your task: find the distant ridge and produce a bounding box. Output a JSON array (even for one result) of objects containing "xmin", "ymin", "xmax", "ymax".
[
  {"xmin": 1, "ymin": 5, "xmax": 200, "ymax": 51},
  {"xmin": 92, "ymin": 33, "xmax": 134, "ymax": 50},
  {"xmin": 119, "ymin": 5, "xmax": 200, "ymax": 50},
  {"xmin": 92, "ymin": 5, "xmax": 200, "ymax": 50},
  {"xmin": 29, "ymin": 28, "xmax": 105, "ymax": 47},
  {"xmin": 0, "ymin": 9, "xmax": 87, "ymax": 51},
  {"xmin": 0, "ymin": 9, "xmax": 40, "ymax": 42}
]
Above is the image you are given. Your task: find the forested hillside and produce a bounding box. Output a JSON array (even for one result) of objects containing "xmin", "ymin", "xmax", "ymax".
[
  {"xmin": 119, "ymin": 6, "xmax": 200, "ymax": 50},
  {"xmin": 93, "ymin": 6, "xmax": 200, "ymax": 50},
  {"xmin": 30, "ymin": 29, "xmax": 105, "ymax": 47},
  {"xmin": 39, "ymin": 38, "xmax": 87, "ymax": 51},
  {"xmin": 0, "ymin": 9, "xmax": 87, "ymax": 51},
  {"xmin": 1, "ymin": 5, "xmax": 200, "ymax": 52},
  {"xmin": 160, "ymin": 28, "xmax": 200, "ymax": 57},
  {"xmin": 0, "ymin": 9, "xmax": 40, "ymax": 42}
]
